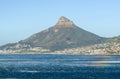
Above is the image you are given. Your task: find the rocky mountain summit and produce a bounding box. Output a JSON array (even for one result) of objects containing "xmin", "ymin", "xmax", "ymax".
[{"xmin": 55, "ymin": 16, "xmax": 75, "ymax": 28}]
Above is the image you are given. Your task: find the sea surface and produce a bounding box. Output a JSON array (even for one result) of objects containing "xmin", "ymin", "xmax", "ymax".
[{"xmin": 0, "ymin": 54, "xmax": 120, "ymax": 79}]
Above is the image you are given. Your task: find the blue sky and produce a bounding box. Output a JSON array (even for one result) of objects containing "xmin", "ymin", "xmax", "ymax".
[{"xmin": 0, "ymin": 0, "xmax": 120, "ymax": 45}]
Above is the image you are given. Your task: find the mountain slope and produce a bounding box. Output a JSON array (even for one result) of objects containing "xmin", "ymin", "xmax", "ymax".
[{"xmin": 19, "ymin": 16, "xmax": 105, "ymax": 51}]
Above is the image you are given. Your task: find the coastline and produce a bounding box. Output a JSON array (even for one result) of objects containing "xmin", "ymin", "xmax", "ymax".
[{"xmin": 0, "ymin": 52, "xmax": 120, "ymax": 55}]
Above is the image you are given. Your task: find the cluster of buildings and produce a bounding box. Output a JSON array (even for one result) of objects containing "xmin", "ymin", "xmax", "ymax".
[
  {"xmin": 0, "ymin": 43, "xmax": 50, "ymax": 54},
  {"xmin": 0, "ymin": 42, "xmax": 120, "ymax": 55},
  {"xmin": 53, "ymin": 42, "xmax": 120, "ymax": 55}
]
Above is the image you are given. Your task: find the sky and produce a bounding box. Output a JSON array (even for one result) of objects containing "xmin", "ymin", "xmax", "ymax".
[{"xmin": 0, "ymin": 0, "xmax": 120, "ymax": 45}]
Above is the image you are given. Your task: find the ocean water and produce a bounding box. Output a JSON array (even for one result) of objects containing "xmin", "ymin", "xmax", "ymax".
[{"xmin": 0, "ymin": 54, "xmax": 120, "ymax": 79}]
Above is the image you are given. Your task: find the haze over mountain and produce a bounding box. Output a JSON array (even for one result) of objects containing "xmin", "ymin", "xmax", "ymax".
[{"xmin": 18, "ymin": 16, "xmax": 105, "ymax": 51}]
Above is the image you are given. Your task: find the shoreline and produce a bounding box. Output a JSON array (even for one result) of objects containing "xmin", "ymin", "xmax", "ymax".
[{"xmin": 0, "ymin": 52, "xmax": 120, "ymax": 55}]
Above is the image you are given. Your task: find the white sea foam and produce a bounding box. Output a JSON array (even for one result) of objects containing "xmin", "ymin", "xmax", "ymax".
[
  {"xmin": 19, "ymin": 70, "xmax": 40, "ymax": 73},
  {"xmin": 91, "ymin": 61, "xmax": 120, "ymax": 63}
]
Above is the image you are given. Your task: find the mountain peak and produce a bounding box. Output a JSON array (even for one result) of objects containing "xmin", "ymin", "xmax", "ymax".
[
  {"xmin": 55, "ymin": 16, "xmax": 75, "ymax": 28},
  {"xmin": 0, "ymin": 16, "xmax": 105, "ymax": 52}
]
